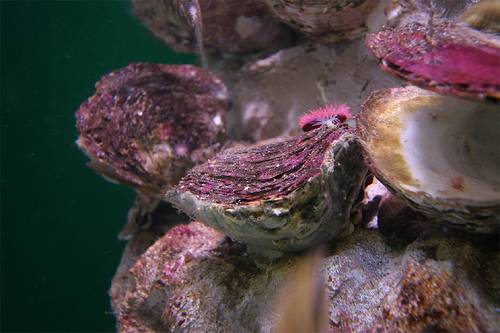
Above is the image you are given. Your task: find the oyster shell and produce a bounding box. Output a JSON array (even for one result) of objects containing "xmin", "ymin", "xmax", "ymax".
[
  {"xmin": 264, "ymin": 0, "xmax": 378, "ymax": 42},
  {"xmin": 132, "ymin": 0, "xmax": 292, "ymax": 55},
  {"xmin": 167, "ymin": 123, "xmax": 367, "ymax": 257},
  {"xmin": 76, "ymin": 63, "xmax": 228, "ymax": 196},
  {"xmin": 366, "ymin": 20, "xmax": 500, "ymax": 101},
  {"xmin": 356, "ymin": 86, "xmax": 500, "ymax": 234}
]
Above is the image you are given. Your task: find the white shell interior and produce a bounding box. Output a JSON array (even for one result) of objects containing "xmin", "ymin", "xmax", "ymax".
[{"xmin": 400, "ymin": 99, "xmax": 499, "ymax": 202}]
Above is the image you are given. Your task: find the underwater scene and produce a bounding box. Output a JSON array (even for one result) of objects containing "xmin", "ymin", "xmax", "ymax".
[{"xmin": 2, "ymin": 0, "xmax": 499, "ymax": 332}]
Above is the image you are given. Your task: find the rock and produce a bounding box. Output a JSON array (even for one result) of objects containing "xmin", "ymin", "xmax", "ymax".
[
  {"xmin": 110, "ymin": 221, "xmax": 499, "ymax": 332},
  {"xmin": 221, "ymin": 39, "xmax": 402, "ymax": 142}
]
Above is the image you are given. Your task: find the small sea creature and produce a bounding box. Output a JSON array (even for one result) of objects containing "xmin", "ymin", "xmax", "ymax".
[{"xmin": 298, "ymin": 104, "xmax": 352, "ymax": 132}]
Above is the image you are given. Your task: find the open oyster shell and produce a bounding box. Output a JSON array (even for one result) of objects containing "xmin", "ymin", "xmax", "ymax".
[
  {"xmin": 167, "ymin": 125, "xmax": 367, "ymax": 257},
  {"xmin": 366, "ymin": 20, "xmax": 500, "ymax": 101},
  {"xmin": 356, "ymin": 86, "xmax": 499, "ymax": 234}
]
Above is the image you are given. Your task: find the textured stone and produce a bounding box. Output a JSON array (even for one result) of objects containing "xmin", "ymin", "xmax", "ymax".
[
  {"xmin": 221, "ymin": 39, "xmax": 402, "ymax": 142},
  {"xmin": 111, "ymin": 220, "xmax": 499, "ymax": 332}
]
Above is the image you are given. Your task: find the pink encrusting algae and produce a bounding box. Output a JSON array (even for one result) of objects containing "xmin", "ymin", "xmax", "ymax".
[{"xmin": 298, "ymin": 104, "xmax": 352, "ymax": 132}]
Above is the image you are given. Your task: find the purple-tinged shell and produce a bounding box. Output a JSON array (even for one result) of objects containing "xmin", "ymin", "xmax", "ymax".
[
  {"xmin": 167, "ymin": 124, "xmax": 367, "ymax": 257},
  {"xmin": 356, "ymin": 86, "xmax": 500, "ymax": 234},
  {"xmin": 76, "ymin": 63, "xmax": 228, "ymax": 196},
  {"xmin": 132, "ymin": 0, "xmax": 293, "ymax": 55},
  {"xmin": 366, "ymin": 20, "xmax": 500, "ymax": 101},
  {"xmin": 264, "ymin": 0, "xmax": 378, "ymax": 42}
]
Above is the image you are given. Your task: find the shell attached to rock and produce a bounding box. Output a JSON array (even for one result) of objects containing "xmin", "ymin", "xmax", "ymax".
[
  {"xmin": 365, "ymin": 20, "xmax": 500, "ymax": 101},
  {"xmin": 167, "ymin": 119, "xmax": 367, "ymax": 257},
  {"xmin": 132, "ymin": 0, "xmax": 292, "ymax": 54},
  {"xmin": 357, "ymin": 86, "xmax": 499, "ymax": 234},
  {"xmin": 76, "ymin": 63, "xmax": 228, "ymax": 196},
  {"xmin": 265, "ymin": 0, "xmax": 378, "ymax": 42}
]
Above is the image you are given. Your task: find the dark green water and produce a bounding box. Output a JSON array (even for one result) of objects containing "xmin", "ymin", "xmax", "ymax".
[{"xmin": 1, "ymin": 1, "xmax": 195, "ymax": 331}]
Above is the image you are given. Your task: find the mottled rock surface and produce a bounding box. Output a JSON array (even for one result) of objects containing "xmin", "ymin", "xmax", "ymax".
[
  {"xmin": 221, "ymin": 39, "xmax": 402, "ymax": 141},
  {"xmin": 111, "ymin": 220, "xmax": 499, "ymax": 332}
]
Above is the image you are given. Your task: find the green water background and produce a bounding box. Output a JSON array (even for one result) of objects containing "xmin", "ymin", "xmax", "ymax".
[{"xmin": 1, "ymin": 1, "xmax": 195, "ymax": 331}]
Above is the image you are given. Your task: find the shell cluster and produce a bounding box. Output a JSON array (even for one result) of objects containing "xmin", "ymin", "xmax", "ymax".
[{"xmin": 76, "ymin": 0, "xmax": 499, "ymax": 258}]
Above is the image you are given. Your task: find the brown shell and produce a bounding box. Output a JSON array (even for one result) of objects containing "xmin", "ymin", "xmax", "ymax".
[
  {"xmin": 265, "ymin": 0, "xmax": 378, "ymax": 42},
  {"xmin": 76, "ymin": 63, "xmax": 228, "ymax": 195},
  {"xmin": 132, "ymin": 0, "xmax": 292, "ymax": 54}
]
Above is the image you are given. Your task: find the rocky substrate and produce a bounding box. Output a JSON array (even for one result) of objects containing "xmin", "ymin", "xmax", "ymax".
[{"xmin": 110, "ymin": 207, "xmax": 499, "ymax": 332}]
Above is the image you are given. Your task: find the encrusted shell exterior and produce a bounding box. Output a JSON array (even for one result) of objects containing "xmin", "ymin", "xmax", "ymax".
[
  {"xmin": 76, "ymin": 63, "xmax": 228, "ymax": 195},
  {"xmin": 356, "ymin": 86, "xmax": 500, "ymax": 234},
  {"xmin": 265, "ymin": 0, "xmax": 378, "ymax": 42},
  {"xmin": 366, "ymin": 20, "xmax": 500, "ymax": 101},
  {"xmin": 133, "ymin": 0, "xmax": 292, "ymax": 54},
  {"xmin": 167, "ymin": 128, "xmax": 367, "ymax": 257}
]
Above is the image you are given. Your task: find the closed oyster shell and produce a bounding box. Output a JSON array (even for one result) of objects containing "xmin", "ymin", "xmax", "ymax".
[
  {"xmin": 167, "ymin": 125, "xmax": 367, "ymax": 257},
  {"xmin": 76, "ymin": 63, "xmax": 228, "ymax": 195},
  {"xmin": 356, "ymin": 86, "xmax": 500, "ymax": 234},
  {"xmin": 265, "ymin": 0, "xmax": 378, "ymax": 42},
  {"xmin": 132, "ymin": 0, "xmax": 292, "ymax": 54},
  {"xmin": 366, "ymin": 20, "xmax": 500, "ymax": 101}
]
